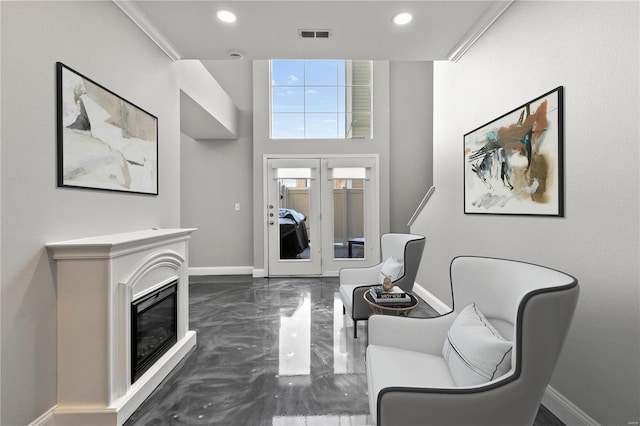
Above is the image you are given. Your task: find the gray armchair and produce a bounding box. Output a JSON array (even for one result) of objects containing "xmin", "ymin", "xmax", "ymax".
[
  {"xmin": 366, "ymin": 256, "xmax": 579, "ymax": 425},
  {"xmin": 339, "ymin": 233, "xmax": 425, "ymax": 338}
]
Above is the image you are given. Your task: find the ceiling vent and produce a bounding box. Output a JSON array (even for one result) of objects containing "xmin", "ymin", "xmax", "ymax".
[{"xmin": 298, "ymin": 29, "xmax": 332, "ymax": 39}]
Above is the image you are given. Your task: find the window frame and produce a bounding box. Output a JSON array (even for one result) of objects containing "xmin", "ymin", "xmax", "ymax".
[{"xmin": 269, "ymin": 60, "xmax": 373, "ymax": 140}]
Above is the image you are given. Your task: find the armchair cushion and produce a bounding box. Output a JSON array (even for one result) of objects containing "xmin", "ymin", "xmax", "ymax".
[
  {"xmin": 378, "ymin": 256, "xmax": 404, "ymax": 284},
  {"xmin": 339, "ymin": 284, "xmax": 361, "ymax": 313},
  {"xmin": 442, "ymin": 303, "xmax": 512, "ymax": 386},
  {"xmin": 368, "ymin": 314, "xmax": 455, "ymax": 355}
]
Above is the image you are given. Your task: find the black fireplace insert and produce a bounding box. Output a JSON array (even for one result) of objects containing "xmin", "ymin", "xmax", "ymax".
[{"xmin": 131, "ymin": 280, "xmax": 178, "ymax": 383}]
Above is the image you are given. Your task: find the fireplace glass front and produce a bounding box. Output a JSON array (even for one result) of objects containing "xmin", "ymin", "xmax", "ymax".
[{"xmin": 131, "ymin": 280, "xmax": 178, "ymax": 383}]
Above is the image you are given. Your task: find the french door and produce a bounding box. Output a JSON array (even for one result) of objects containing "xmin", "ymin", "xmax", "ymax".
[
  {"xmin": 266, "ymin": 156, "xmax": 379, "ymax": 276},
  {"xmin": 267, "ymin": 158, "xmax": 322, "ymax": 275}
]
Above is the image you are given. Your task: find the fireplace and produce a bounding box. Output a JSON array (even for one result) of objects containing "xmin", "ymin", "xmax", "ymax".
[
  {"xmin": 47, "ymin": 228, "xmax": 197, "ymax": 426},
  {"xmin": 131, "ymin": 280, "xmax": 178, "ymax": 383}
]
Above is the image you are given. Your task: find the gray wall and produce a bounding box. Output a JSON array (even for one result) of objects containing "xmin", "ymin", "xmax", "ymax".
[
  {"xmin": 181, "ymin": 60, "xmax": 254, "ymax": 269},
  {"xmin": 0, "ymin": 2, "xmax": 181, "ymax": 424},
  {"xmin": 390, "ymin": 62, "xmax": 433, "ymax": 232},
  {"xmin": 251, "ymin": 60, "xmax": 393, "ymax": 273},
  {"xmin": 181, "ymin": 60, "xmax": 434, "ymax": 272},
  {"xmin": 411, "ymin": 1, "xmax": 639, "ymax": 423}
]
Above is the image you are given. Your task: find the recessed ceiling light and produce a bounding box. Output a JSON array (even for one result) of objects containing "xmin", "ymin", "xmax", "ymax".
[
  {"xmin": 217, "ymin": 9, "xmax": 237, "ymax": 23},
  {"xmin": 392, "ymin": 12, "xmax": 413, "ymax": 25}
]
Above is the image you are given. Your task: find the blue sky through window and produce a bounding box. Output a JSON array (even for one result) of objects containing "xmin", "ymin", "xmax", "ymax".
[{"xmin": 271, "ymin": 60, "xmax": 348, "ymax": 139}]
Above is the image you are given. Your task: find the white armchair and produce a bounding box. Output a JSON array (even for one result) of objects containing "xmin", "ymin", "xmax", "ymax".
[
  {"xmin": 366, "ymin": 256, "xmax": 579, "ymax": 426},
  {"xmin": 339, "ymin": 233, "xmax": 425, "ymax": 338}
]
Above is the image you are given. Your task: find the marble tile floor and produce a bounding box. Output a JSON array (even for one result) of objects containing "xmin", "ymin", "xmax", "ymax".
[{"xmin": 125, "ymin": 275, "xmax": 563, "ymax": 426}]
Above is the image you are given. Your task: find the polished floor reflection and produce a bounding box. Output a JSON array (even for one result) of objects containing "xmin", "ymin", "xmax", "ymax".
[{"xmin": 125, "ymin": 275, "xmax": 562, "ymax": 426}]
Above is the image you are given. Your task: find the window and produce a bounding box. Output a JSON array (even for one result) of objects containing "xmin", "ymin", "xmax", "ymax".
[{"xmin": 270, "ymin": 60, "xmax": 372, "ymax": 139}]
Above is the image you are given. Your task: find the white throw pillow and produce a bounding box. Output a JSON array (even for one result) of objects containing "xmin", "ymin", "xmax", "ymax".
[
  {"xmin": 378, "ymin": 257, "xmax": 404, "ymax": 284},
  {"xmin": 442, "ymin": 303, "xmax": 513, "ymax": 386}
]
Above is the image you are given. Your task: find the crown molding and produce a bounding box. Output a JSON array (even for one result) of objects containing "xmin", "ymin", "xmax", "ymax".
[
  {"xmin": 446, "ymin": 0, "xmax": 514, "ymax": 62},
  {"xmin": 113, "ymin": 0, "xmax": 182, "ymax": 62}
]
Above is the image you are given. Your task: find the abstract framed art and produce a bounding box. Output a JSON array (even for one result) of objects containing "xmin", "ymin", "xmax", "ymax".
[
  {"xmin": 56, "ymin": 62, "xmax": 158, "ymax": 195},
  {"xmin": 464, "ymin": 86, "xmax": 564, "ymax": 216}
]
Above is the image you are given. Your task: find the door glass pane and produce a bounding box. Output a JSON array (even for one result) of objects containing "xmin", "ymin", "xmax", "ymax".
[
  {"xmin": 332, "ymin": 177, "xmax": 365, "ymax": 259},
  {"xmin": 278, "ymin": 175, "xmax": 311, "ymax": 260}
]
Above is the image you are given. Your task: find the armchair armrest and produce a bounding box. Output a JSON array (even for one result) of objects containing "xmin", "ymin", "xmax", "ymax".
[
  {"xmin": 339, "ymin": 263, "xmax": 382, "ymax": 284},
  {"xmin": 368, "ymin": 313, "xmax": 456, "ymax": 356},
  {"xmin": 377, "ymin": 378, "xmax": 531, "ymax": 426}
]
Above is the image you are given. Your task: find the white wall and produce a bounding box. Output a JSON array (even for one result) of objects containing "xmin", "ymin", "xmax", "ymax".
[
  {"xmin": 411, "ymin": 1, "xmax": 639, "ymax": 424},
  {"xmin": 178, "ymin": 60, "xmax": 239, "ymax": 139},
  {"xmin": 181, "ymin": 60, "xmax": 254, "ymax": 270},
  {"xmin": 389, "ymin": 61, "xmax": 433, "ymax": 232},
  {"xmin": 0, "ymin": 2, "xmax": 181, "ymax": 425}
]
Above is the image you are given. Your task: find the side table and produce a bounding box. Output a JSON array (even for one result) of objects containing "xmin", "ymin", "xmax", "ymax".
[{"xmin": 364, "ymin": 291, "xmax": 418, "ymax": 316}]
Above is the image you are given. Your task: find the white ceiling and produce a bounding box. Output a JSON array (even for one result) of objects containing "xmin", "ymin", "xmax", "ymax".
[{"xmin": 120, "ymin": 1, "xmax": 513, "ymax": 61}]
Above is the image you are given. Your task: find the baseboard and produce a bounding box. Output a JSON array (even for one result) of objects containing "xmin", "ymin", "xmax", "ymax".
[
  {"xmin": 189, "ymin": 266, "xmax": 253, "ymax": 276},
  {"xmin": 543, "ymin": 385, "xmax": 600, "ymax": 426},
  {"xmin": 253, "ymin": 269, "xmax": 265, "ymax": 278},
  {"xmin": 29, "ymin": 406, "xmax": 55, "ymax": 426},
  {"xmin": 413, "ymin": 283, "xmax": 597, "ymax": 426},
  {"xmin": 413, "ymin": 283, "xmax": 451, "ymax": 315}
]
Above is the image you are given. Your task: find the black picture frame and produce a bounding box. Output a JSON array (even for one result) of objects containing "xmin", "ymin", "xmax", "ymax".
[
  {"xmin": 56, "ymin": 62, "xmax": 158, "ymax": 195},
  {"xmin": 463, "ymin": 86, "xmax": 564, "ymax": 216}
]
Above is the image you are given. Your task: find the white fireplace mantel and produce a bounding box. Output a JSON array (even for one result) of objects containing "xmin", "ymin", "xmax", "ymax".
[{"xmin": 47, "ymin": 228, "xmax": 197, "ymax": 426}]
